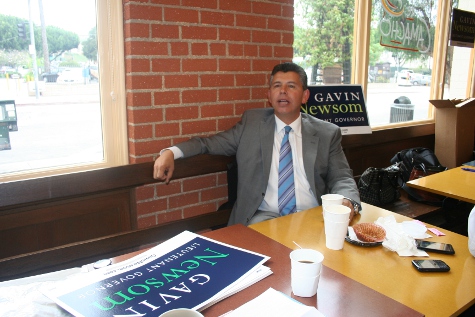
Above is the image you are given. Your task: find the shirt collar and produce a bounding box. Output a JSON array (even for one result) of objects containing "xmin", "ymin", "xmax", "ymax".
[{"xmin": 275, "ymin": 114, "xmax": 302, "ymax": 136}]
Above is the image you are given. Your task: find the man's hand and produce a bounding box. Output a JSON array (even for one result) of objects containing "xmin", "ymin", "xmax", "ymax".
[
  {"xmin": 153, "ymin": 150, "xmax": 175, "ymax": 184},
  {"xmin": 342, "ymin": 198, "xmax": 357, "ymax": 222}
]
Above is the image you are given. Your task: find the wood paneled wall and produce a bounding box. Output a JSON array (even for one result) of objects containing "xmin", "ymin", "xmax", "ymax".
[{"xmin": 343, "ymin": 123, "xmax": 435, "ymax": 176}]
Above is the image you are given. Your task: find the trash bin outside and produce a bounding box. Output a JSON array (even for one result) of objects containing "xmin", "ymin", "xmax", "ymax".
[
  {"xmin": 0, "ymin": 100, "xmax": 18, "ymax": 131},
  {"xmin": 390, "ymin": 96, "xmax": 414, "ymax": 123},
  {"xmin": 41, "ymin": 73, "xmax": 59, "ymax": 82}
]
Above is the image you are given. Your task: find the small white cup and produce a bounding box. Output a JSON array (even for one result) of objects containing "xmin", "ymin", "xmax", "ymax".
[
  {"xmin": 321, "ymin": 194, "xmax": 344, "ymax": 217},
  {"xmin": 324, "ymin": 205, "xmax": 350, "ymax": 251},
  {"xmin": 325, "ymin": 234, "xmax": 346, "ymax": 250},
  {"xmin": 324, "ymin": 218, "xmax": 350, "ymax": 250},
  {"xmin": 290, "ymin": 249, "xmax": 324, "ymax": 276},
  {"xmin": 324, "ymin": 204, "xmax": 351, "ymax": 222},
  {"xmin": 158, "ymin": 309, "xmax": 204, "ymax": 317},
  {"xmin": 324, "ymin": 219, "xmax": 350, "ymax": 235},
  {"xmin": 321, "ymin": 194, "xmax": 344, "ymax": 206},
  {"xmin": 289, "ymin": 249, "xmax": 324, "ymax": 296},
  {"xmin": 291, "ymin": 270, "xmax": 321, "ymax": 297}
]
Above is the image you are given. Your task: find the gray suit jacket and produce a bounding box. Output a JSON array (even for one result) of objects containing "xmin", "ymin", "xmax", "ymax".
[{"xmin": 176, "ymin": 108, "xmax": 360, "ymax": 225}]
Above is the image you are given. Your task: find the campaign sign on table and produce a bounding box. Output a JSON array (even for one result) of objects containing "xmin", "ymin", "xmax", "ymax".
[
  {"xmin": 302, "ymin": 85, "xmax": 371, "ymax": 135},
  {"xmin": 45, "ymin": 232, "xmax": 269, "ymax": 317}
]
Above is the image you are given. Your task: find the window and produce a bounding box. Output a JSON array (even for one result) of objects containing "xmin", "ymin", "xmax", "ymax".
[
  {"xmin": 294, "ymin": 0, "xmax": 355, "ymax": 87},
  {"xmin": 294, "ymin": 0, "xmax": 471, "ymax": 129},
  {"xmin": 366, "ymin": 0, "xmax": 438, "ymax": 127},
  {"xmin": 443, "ymin": 0, "xmax": 475, "ymax": 99},
  {"xmin": 0, "ymin": 0, "xmax": 127, "ymax": 181}
]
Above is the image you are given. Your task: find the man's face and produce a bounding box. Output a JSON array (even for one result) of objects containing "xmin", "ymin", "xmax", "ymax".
[{"xmin": 267, "ymin": 71, "xmax": 310, "ymax": 124}]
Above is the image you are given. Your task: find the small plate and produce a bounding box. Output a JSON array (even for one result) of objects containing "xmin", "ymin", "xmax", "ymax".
[
  {"xmin": 345, "ymin": 235, "xmax": 382, "ymax": 247},
  {"xmin": 345, "ymin": 233, "xmax": 383, "ymax": 247}
]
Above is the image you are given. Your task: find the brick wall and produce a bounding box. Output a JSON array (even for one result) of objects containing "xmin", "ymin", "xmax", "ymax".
[{"xmin": 123, "ymin": 0, "xmax": 294, "ymax": 228}]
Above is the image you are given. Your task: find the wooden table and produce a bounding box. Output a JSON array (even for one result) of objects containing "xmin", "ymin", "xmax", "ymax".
[
  {"xmin": 0, "ymin": 223, "xmax": 422, "ymax": 317},
  {"xmin": 406, "ymin": 166, "xmax": 475, "ymax": 204},
  {"xmin": 112, "ymin": 224, "xmax": 422, "ymax": 317},
  {"xmin": 249, "ymin": 203, "xmax": 475, "ymax": 317}
]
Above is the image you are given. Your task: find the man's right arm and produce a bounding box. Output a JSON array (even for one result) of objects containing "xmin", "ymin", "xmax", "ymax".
[{"xmin": 153, "ymin": 109, "xmax": 251, "ymax": 182}]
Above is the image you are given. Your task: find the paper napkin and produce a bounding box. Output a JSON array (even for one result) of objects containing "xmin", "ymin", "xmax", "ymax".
[{"xmin": 375, "ymin": 216, "xmax": 429, "ymax": 257}]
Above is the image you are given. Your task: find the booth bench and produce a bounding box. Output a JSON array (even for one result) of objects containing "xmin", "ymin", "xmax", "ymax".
[{"xmin": 0, "ymin": 154, "xmax": 234, "ymax": 282}]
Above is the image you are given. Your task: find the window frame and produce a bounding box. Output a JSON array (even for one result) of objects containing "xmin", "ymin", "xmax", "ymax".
[
  {"xmin": 0, "ymin": 0, "xmax": 128, "ymax": 183},
  {"xmin": 352, "ymin": 0, "xmax": 474, "ymax": 131}
]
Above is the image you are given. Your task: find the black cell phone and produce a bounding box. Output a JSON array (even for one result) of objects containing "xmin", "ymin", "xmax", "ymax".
[
  {"xmin": 415, "ymin": 240, "xmax": 455, "ymax": 255},
  {"xmin": 412, "ymin": 259, "xmax": 450, "ymax": 272}
]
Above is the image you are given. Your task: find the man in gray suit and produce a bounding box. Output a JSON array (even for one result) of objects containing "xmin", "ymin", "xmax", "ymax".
[{"xmin": 154, "ymin": 62, "xmax": 360, "ymax": 226}]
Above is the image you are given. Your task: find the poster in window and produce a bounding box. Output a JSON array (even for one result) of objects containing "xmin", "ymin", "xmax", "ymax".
[
  {"xmin": 302, "ymin": 85, "xmax": 371, "ymax": 135},
  {"xmin": 449, "ymin": 8, "xmax": 475, "ymax": 48}
]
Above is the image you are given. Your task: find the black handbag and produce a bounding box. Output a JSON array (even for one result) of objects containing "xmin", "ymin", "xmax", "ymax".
[
  {"xmin": 391, "ymin": 147, "xmax": 451, "ymax": 206},
  {"xmin": 358, "ymin": 164, "xmax": 401, "ymax": 206},
  {"xmin": 390, "ymin": 147, "xmax": 443, "ymax": 184}
]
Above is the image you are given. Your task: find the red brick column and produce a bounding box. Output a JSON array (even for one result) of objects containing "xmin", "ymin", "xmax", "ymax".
[{"xmin": 123, "ymin": 0, "xmax": 294, "ymax": 228}]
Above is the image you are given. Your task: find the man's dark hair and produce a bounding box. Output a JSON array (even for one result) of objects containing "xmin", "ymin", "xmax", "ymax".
[{"xmin": 270, "ymin": 62, "xmax": 308, "ymax": 90}]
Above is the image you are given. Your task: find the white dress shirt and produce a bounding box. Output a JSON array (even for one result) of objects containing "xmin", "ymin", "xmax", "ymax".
[{"xmin": 258, "ymin": 115, "xmax": 318, "ymax": 214}]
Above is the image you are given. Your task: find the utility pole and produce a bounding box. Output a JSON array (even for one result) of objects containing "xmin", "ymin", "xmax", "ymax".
[
  {"xmin": 38, "ymin": 0, "xmax": 50, "ymax": 74},
  {"xmin": 28, "ymin": 0, "xmax": 40, "ymax": 99}
]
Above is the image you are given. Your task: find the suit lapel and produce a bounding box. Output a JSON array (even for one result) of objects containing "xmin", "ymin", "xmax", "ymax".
[
  {"xmin": 260, "ymin": 114, "xmax": 275, "ymax": 192},
  {"xmin": 301, "ymin": 116, "xmax": 319, "ymax": 195}
]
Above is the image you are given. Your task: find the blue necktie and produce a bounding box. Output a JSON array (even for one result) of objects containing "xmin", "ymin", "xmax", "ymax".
[{"xmin": 278, "ymin": 126, "xmax": 296, "ymax": 216}]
